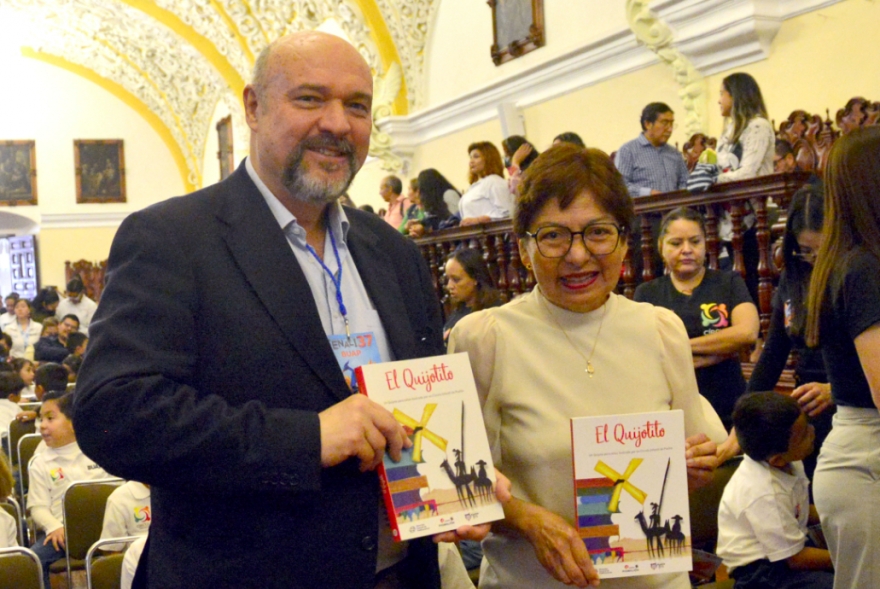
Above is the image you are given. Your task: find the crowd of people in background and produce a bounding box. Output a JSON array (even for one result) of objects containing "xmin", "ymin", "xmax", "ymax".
[
  {"xmin": 341, "ymin": 69, "xmax": 874, "ymax": 589},
  {"xmin": 2, "ymin": 53, "xmax": 878, "ymax": 589},
  {"xmin": 0, "ymin": 275, "xmax": 150, "ymax": 588}
]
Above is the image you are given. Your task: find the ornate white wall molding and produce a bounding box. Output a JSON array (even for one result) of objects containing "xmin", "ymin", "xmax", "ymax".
[
  {"xmin": 41, "ymin": 212, "xmax": 130, "ymax": 229},
  {"xmin": 372, "ymin": 0, "xmax": 436, "ymax": 110},
  {"xmin": 380, "ymin": 0, "xmax": 845, "ymax": 150},
  {"xmin": 626, "ymin": 0, "xmax": 708, "ymax": 136}
]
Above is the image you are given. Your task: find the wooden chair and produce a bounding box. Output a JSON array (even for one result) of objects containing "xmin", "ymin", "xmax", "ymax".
[
  {"xmin": 17, "ymin": 433, "xmax": 42, "ymax": 504},
  {"xmin": 7, "ymin": 418, "xmax": 35, "ymax": 468},
  {"xmin": 1, "ymin": 496, "xmax": 24, "ymax": 547},
  {"xmin": 50, "ymin": 478, "xmax": 123, "ymax": 583},
  {"xmin": 86, "ymin": 536, "xmax": 140, "ymax": 589},
  {"xmin": 0, "ymin": 546, "xmax": 45, "ymax": 589}
]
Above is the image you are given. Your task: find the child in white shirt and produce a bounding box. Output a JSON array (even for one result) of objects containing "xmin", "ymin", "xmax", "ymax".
[
  {"xmin": 717, "ymin": 392, "xmax": 833, "ymax": 589},
  {"xmin": 0, "ymin": 373, "xmax": 24, "ymax": 439},
  {"xmin": 100, "ymin": 480, "xmax": 151, "ymax": 551},
  {"xmin": 28, "ymin": 390, "xmax": 109, "ymax": 584}
]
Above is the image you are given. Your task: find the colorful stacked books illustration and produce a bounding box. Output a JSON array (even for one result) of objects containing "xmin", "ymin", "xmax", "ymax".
[
  {"xmin": 571, "ymin": 410, "xmax": 692, "ymax": 579},
  {"xmin": 357, "ymin": 353, "xmax": 505, "ymax": 541}
]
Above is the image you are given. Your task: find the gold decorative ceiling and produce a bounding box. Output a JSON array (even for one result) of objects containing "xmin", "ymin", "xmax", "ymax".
[{"xmin": 1, "ymin": 0, "xmax": 437, "ymax": 190}]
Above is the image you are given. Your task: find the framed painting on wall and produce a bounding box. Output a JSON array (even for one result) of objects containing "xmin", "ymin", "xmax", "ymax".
[
  {"xmin": 488, "ymin": 0, "xmax": 545, "ymax": 66},
  {"xmin": 75, "ymin": 139, "xmax": 127, "ymax": 203},
  {"xmin": 217, "ymin": 115, "xmax": 234, "ymax": 180},
  {"xmin": 0, "ymin": 140, "xmax": 38, "ymax": 206}
]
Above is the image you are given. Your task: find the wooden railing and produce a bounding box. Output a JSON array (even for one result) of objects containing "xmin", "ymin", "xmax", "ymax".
[{"xmin": 414, "ymin": 171, "xmax": 813, "ymax": 341}]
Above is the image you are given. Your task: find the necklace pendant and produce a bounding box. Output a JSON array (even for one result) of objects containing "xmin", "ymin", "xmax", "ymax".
[{"xmin": 586, "ymin": 362, "xmax": 594, "ymax": 377}]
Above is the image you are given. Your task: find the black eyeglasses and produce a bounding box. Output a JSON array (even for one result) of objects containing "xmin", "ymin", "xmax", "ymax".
[
  {"xmin": 794, "ymin": 247, "xmax": 818, "ymax": 263},
  {"xmin": 524, "ymin": 223, "xmax": 623, "ymax": 258}
]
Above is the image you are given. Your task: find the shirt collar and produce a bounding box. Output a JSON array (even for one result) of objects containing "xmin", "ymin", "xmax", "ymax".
[
  {"xmin": 638, "ymin": 133, "xmax": 659, "ymax": 148},
  {"xmin": 245, "ymin": 156, "xmax": 350, "ymax": 245}
]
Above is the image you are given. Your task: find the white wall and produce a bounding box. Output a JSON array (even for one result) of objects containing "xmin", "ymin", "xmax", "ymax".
[
  {"xmin": 425, "ymin": 0, "xmax": 627, "ymax": 107},
  {"xmin": 0, "ymin": 47, "xmax": 187, "ymax": 286},
  {"xmin": 0, "ymin": 50, "xmax": 186, "ymax": 217}
]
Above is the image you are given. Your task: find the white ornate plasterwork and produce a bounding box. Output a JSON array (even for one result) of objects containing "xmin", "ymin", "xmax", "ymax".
[
  {"xmin": 626, "ymin": 0, "xmax": 707, "ymax": 136},
  {"xmin": 370, "ymin": 63, "xmax": 405, "ymax": 172},
  {"xmin": 5, "ymin": 0, "xmax": 228, "ymax": 189},
  {"xmin": 372, "ymin": 0, "xmax": 436, "ymax": 110}
]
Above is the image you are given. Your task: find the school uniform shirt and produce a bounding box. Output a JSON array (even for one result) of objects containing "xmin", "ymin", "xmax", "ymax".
[
  {"xmin": 0, "ymin": 509, "xmax": 17, "ymax": 547},
  {"xmin": 634, "ymin": 269, "xmax": 753, "ymax": 427},
  {"xmin": 0, "ymin": 398, "xmax": 19, "ymax": 437},
  {"xmin": 121, "ymin": 535, "xmax": 147, "ymax": 589},
  {"xmin": 716, "ymin": 457, "xmax": 810, "ymax": 572},
  {"xmin": 28, "ymin": 441, "xmax": 109, "ymax": 533},
  {"xmin": 100, "ymin": 481, "xmax": 151, "ymax": 550}
]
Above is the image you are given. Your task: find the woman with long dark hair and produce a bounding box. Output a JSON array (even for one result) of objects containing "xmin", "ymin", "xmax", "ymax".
[
  {"xmin": 805, "ymin": 126, "xmax": 880, "ymax": 589},
  {"xmin": 501, "ymin": 135, "xmax": 540, "ymax": 196},
  {"xmin": 716, "ymin": 73, "xmax": 774, "ymax": 182},
  {"xmin": 748, "ymin": 185, "xmax": 833, "ymax": 481},
  {"xmin": 443, "ymin": 248, "xmax": 501, "ymax": 342},
  {"xmin": 715, "ymin": 72, "xmax": 774, "ymax": 301},
  {"xmin": 405, "ymin": 169, "xmax": 461, "ymax": 237}
]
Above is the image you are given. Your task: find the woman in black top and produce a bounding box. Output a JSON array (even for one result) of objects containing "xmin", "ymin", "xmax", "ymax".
[
  {"xmin": 635, "ymin": 206, "xmax": 760, "ymax": 430},
  {"xmin": 805, "ymin": 127, "xmax": 880, "ymax": 589},
  {"xmin": 442, "ymin": 248, "xmax": 500, "ymax": 344},
  {"xmin": 406, "ymin": 169, "xmax": 461, "ymax": 237},
  {"xmin": 748, "ymin": 185, "xmax": 833, "ymax": 482}
]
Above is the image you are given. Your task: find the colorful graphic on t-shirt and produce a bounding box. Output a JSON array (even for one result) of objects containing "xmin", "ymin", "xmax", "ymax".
[
  {"xmin": 49, "ymin": 468, "xmax": 64, "ymax": 482},
  {"xmin": 700, "ymin": 303, "xmax": 729, "ymax": 328},
  {"xmin": 134, "ymin": 506, "xmax": 151, "ymax": 523}
]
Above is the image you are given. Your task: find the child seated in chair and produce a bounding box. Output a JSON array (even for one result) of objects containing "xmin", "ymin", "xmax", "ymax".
[
  {"xmin": 17, "ymin": 363, "xmax": 72, "ymax": 461},
  {"xmin": 0, "ymin": 453, "xmax": 17, "ymax": 547},
  {"xmin": 717, "ymin": 392, "xmax": 833, "ymax": 589},
  {"xmin": 100, "ymin": 480, "xmax": 151, "ymax": 551},
  {"xmin": 0, "ymin": 373, "xmax": 24, "ymax": 439},
  {"xmin": 28, "ymin": 390, "xmax": 108, "ymax": 584}
]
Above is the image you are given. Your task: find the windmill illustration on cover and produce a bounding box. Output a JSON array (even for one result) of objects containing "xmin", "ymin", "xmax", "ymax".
[
  {"xmin": 356, "ymin": 352, "xmax": 505, "ymax": 541},
  {"xmin": 570, "ymin": 410, "xmax": 692, "ymax": 579}
]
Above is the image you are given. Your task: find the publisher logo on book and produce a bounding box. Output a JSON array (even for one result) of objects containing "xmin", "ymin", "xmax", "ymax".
[
  {"xmin": 623, "ymin": 564, "xmax": 640, "ymax": 573},
  {"xmin": 651, "ymin": 562, "xmax": 666, "ymax": 570},
  {"xmin": 439, "ymin": 517, "xmax": 456, "ymax": 526},
  {"xmin": 465, "ymin": 512, "xmax": 480, "ymax": 521}
]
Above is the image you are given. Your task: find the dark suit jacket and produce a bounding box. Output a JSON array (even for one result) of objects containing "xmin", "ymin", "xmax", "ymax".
[{"xmin": 74, "ymin": 164, "xmax": 444, "ymax": 589}]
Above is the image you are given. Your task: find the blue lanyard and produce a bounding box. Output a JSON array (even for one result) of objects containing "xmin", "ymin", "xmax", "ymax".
[{"xmin": 305, "ymin": 228, "xmax": 351, "ymax": 338}]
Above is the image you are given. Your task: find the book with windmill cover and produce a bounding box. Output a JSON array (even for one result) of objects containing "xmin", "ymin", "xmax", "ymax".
[
  {"xmin": 355, "ymin": 352, "xmax": 505, "ymax": 541},
  {"xmin": 570, "ymin": 410, "xmax": 692, "ymax": 579}
]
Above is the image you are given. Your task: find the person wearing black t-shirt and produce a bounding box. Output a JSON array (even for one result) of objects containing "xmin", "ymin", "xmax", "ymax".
[
  {"xmin": 748, "ymin": 186, "xmax": 834, "ymax": 485},
  {"xmin": 805, "ymin": 127, "xmax": 880, "ymax": 589},
  {"xmin": 635, "ymin": 207, "xmax": 759, "ymax": 430}
]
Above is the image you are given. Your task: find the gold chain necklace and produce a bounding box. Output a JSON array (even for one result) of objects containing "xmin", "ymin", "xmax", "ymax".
[{"xmin": 540, "ymin": 293, "xmax": 608, "ymax": 377}]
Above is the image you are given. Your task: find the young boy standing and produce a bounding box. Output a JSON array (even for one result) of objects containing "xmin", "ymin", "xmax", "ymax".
[{"xmin": 717, "ymin": 392, "xmax": 834, "ymax": 589}]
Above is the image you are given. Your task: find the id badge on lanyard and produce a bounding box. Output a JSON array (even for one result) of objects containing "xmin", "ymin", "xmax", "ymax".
[{"xmin": 329, "ymin": 332, "xmax": 382, "ymax": 393}]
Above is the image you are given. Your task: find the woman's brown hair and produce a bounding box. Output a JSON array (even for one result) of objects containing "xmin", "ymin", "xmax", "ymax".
[
  {"xmin": 514, "ymin": 143, "xmax": 633, "ymax": 236},
  {"xmin": 467, "ymin": 142, "xmax": 505, "ymax": 184},
  {"xmin": 806, "ymin": 126, "xmax": 880, "ymax": 346}
]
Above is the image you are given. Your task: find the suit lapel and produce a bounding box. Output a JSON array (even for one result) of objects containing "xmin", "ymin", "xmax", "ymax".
[
  {"xmin": 215, "ymin": 166, "xmax": 349, "ymax": 398},
  {"xmin": 347, "ymin": 222, "xmax": 418, "ymax": 361}
]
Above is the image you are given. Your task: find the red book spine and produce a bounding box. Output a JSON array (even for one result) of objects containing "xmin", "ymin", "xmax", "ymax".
[{"xmin": 355, "ymin": 365, "xmax": 404, "ymax": 541}]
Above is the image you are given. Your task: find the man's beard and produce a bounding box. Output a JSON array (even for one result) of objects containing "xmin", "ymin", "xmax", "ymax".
[{"xmin": 281, "ymin": 135, "xmax": 358, "ymax": 205}]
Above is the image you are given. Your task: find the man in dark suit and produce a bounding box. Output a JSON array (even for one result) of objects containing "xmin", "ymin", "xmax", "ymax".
[{"xmin": 74, "ymin": 32, "xmax": 446, "ymax": 589}]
